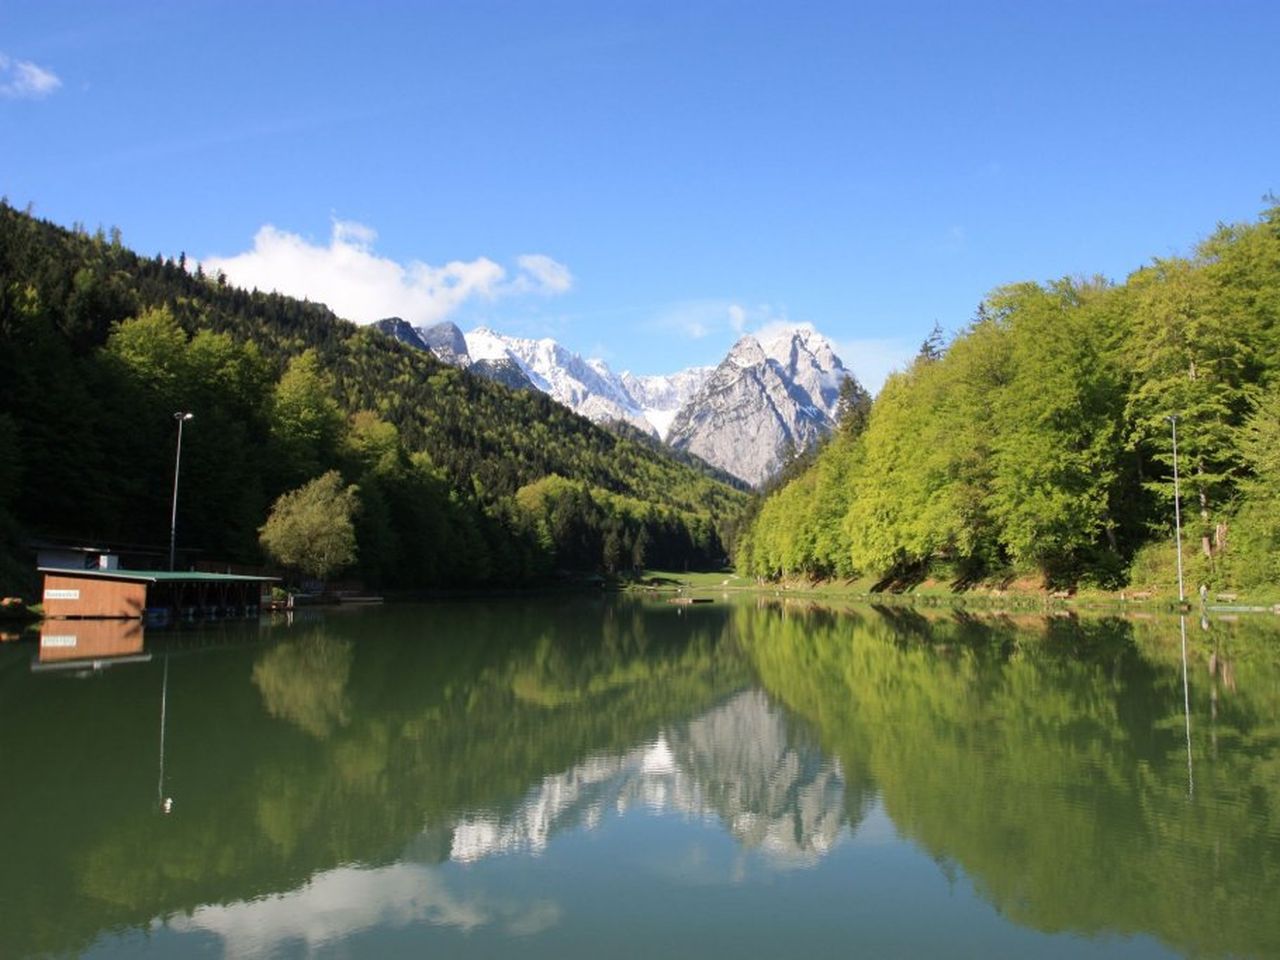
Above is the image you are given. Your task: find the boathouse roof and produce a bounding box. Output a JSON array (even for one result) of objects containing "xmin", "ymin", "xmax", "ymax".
[{"xmin": 38, "ymin": 567, "xmax": 279, "ymax": 583}]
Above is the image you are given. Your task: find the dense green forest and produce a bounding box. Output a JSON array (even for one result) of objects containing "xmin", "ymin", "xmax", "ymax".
[
  {"xmin": 738, "ymin": 204, "xmax": 1280, "ymax": 593},
  {"xmin": 0, "ymin": 203, "xmax": 745, "ymax": 594}
]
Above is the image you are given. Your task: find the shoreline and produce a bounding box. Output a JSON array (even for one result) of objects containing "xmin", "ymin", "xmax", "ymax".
[{"xmin": 626, "ymin": 570, "xmax": 1280, "ymax": 616}]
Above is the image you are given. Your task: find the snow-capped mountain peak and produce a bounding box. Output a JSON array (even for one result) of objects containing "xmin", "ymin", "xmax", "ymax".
[
  {"xmin": 374, "ymin": 316, "xmax": 854, "ymax": 485},
  {"xmin": 667, "ymin": 326, "xmax": 850, "ymax": 487},
  {"xmin": 460, "ymin": 328, "xmax": 709, "ymax": 439},
  {"xmin": 464, "ymin": 326, "xmax": 517, "ymax": 363}
]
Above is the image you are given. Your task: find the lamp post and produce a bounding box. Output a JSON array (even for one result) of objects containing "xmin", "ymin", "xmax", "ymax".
[
  {"xmin": 1168, "ymin": 414, "xmax": 1185, "ymax": 604},
  {"xmin": 169, "ymin": 412, "xmax": 194, "ymax": 571}
]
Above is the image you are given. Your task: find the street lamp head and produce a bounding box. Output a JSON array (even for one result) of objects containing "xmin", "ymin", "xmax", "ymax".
[{"xmin": 174, "ymin": 412, "xmax": 194, "ymax": 422}]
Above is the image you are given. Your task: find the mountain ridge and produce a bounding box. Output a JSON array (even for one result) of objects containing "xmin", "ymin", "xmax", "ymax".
[{"xmin": 378, "ymin": 317, "xmax": 852, "ymax": 486}]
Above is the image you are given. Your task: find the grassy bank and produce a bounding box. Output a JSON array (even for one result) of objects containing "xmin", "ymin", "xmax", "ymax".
[{"xmin": 633, "ymin": 566, "xmax": 1280, "ymax": 614}]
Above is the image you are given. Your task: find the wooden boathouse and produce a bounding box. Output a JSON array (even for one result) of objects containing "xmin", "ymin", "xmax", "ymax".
[{"xmin": 39, "ymin": 568, "xmax": 278, "ymax": 623}]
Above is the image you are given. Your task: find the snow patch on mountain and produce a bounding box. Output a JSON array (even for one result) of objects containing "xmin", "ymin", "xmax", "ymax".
[
  {"xmin": 463, "ymin": 327, "xmax": 710, "ymax": 439},
  {"xmin": 376, "ymin": 315, "xmax": 855, "ymax": 484}
]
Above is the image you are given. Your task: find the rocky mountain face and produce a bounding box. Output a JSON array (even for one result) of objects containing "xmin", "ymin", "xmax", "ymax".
[
  {"xmin": 666, "ymin": 328, "xmax": 850, "ymax": 487},
  {"xmin": 372, "ymin": 317, "xmax": 850, "ymax": 487},
  {"xmin": 372, "ymin": 317, "xmax": 431, "ymax": 353},
  {"xmin": 417, "ymin": 320, "xmax": 471, "ymax": 367}
]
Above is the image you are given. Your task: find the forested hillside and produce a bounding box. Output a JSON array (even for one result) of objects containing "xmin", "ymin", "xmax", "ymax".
[
  {"xmin": 0, "ymin": 203, "xmax": 745, "ymax": 594},
  {"xmin": 738, "ymin": 204, "xmax": 1280, "ymax": 593}
]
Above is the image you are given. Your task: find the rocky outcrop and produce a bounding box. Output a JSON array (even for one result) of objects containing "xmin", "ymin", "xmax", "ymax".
[
  {"xmin": 418, "ymin": 321, "xmax": 471, "ymax": 367},
  {"xmin": 666, "ymin": 328, "xmax": 849, "ymax": 487},
  {"xmin": 372, "ymin": 317, "xmax": 430, "ymax": 352}
]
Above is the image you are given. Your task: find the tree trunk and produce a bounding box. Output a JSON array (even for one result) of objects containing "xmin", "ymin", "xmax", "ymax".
[{"xmin": 1199, "ymin": 485, "xmax": 1212, "ymax": 558}]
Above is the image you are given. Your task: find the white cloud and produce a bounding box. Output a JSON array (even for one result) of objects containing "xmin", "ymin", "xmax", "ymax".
[
  {"xmin": 751, "ymin": 317, "xmax": 813, "ymax": 343},
  {"xmin": 0, "ymin": 54, "xmax": 61, "ymax": 99},
  {"xmin": 514, "ymin": 253, "xmax": 573, "ymax": 295},
  {"xmin": 201, "ymin": 219, "xmax": 571, "ymax": 326},
  {"xmin": 650, "ymin": 300, "xmax": 772, "ymax": 341}
]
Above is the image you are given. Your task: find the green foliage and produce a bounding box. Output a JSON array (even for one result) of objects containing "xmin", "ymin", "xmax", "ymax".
[
  {"xmin": 514, "ymin": 474, "xmax": 720, "ymax": 573},
  {"xmin": 834, "ymin": 373, "xmax": 872, "ymax": 439},
  {"xmin": 743, "ymin": 203, "xmax": 1280, "ymax": 591},
  {"xmin": 1228, "ymin": 385, "xmax": 1280, "ymax": 587},
  {"xmin": 987, "ymin": 281, "xmax": 1124, "ymax": 580},
  {"xmin": 271, "ymin": 350, "xmax": 345, "ymax": 487},
  {"xmin": 259, "ymin": 471, "xmax": 360, "ymax": 582},
  {"xmin": 0, "ymin": 201, "xmax": 746, "ymax": 588}
]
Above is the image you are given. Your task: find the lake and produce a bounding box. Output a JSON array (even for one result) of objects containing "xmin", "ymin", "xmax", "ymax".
[{"xmin": 2, "ymin": 596, "xmax": 1278, "ymax": 958}]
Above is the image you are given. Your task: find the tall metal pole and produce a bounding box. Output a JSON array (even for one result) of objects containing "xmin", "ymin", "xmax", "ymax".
[
  {"xmin": 169, "ymin": 412, "xmax": 194, "ymax": 571},
  {"xmin": 1169, "ymin": 414, "xmax": 1185, "ymax": 604}
]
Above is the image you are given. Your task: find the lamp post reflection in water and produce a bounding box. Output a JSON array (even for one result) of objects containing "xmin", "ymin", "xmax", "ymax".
[
  {"xmin": 1179, "ymin": 615, "xmax": 1194, "ymax": 801},
  {"xmin": 158, "ymin": 655, "xmax": 173, "ymax": 814}
]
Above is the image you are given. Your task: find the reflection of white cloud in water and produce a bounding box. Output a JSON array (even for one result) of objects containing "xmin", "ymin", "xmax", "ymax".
[{"xmin": 159, "ymin": 862, "xmax": 559, "ymax": 954}]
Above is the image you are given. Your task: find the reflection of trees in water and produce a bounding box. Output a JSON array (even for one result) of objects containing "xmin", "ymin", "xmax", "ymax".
[
  {"xmin": 9, "ymin": 598, "xmax": 1279, "ymax": 960},
  {"xmin": 740, "ymin": 601, "xmax": 1280, "ymax": 959},
  {"xmin": 252, "ymin": 630, "xmax": 353, "ymax": 738}
]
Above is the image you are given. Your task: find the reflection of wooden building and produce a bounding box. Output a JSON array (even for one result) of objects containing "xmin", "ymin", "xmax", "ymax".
[
  {"xmin": 37, "ymin": 618, "xmax": 147, "ymax": 669},
  {"xmin": 39, "ymin": 568, "xmax": 278, "ymax": 622}
]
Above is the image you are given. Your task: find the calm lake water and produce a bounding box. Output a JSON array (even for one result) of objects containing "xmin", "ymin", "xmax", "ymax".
[{"xmin": 2, "ymin": 596, "xmax": 1278, "ymax": 958}]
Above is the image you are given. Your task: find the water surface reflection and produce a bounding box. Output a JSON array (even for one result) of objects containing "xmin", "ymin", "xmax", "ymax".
[{"xmin": 1, "ymin": 598, "xmax": 1276, "ymax": 958}]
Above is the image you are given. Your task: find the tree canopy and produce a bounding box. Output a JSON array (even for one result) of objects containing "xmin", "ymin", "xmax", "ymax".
[
  {"xmin": 739, "ymin": 203, "xmax": 1280, "ymax": 592},
  {"xmin": 259, "ymin": 471, "xmax": 360, "ymax": 582},
  {"xmin": 0, "ymin": 202, "xmax": 746, "ymax": 594}
]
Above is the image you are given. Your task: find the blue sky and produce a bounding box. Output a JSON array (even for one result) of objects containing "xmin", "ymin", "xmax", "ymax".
[{"xmin": 3, "ymin": 1, "xmax": 1277, "ymax": 387}]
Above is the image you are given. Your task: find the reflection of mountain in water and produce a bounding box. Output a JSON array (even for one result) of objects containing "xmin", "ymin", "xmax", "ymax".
[{"xmin": 434, "ymin": 690, "xmax": 848, "ymax": 866}]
